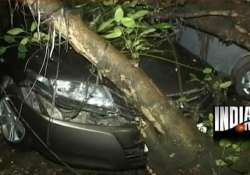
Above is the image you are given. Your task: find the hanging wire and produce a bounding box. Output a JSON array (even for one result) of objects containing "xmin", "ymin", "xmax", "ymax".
[{"xmin": 8, "ymin": 0, "xmax": 14, "ymax": 27}]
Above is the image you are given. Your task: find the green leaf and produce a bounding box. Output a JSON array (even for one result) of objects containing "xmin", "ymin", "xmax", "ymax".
[
  {"xmin": 90, "ymin": 15, "xmax": 101, "ymax": 28},
  {"xmin": 132, "ymin": 39, "xmax": 143, "ymax": 47},
  {"xmin": 231, "ymin": 144, "xmax": 241, "ymax": 152},
  {"xmin": 225, "ymin": 155, "xmax": 239, "ymax": 163},
  {"xmin": 18, "ymin": 51, "xmax": 26, "ymax": 60},
  {"xmin": 178, "ymin": 96, "xmax": 187, "ymax": 103},
  {"xmin": 32, "ymin": 32, "xmax": 49, "ymax": 42},
  {"xmin": 219, "ymin": 81, "xmax": 232, "ymax": 89},
  {"xmin": 0, "ymin": 47, "xmax": 7, "ymax": 55},
  {"xmin": 169, "ymin": 153, "xmax": 175, "ymax": 158},
  {"xmin": 232, "ymin": 144, "xmax": 240, "ymax": 150},
  {"xmin": 4, "ymin": 35, "xmax": 16, "ymax": 43},
  {"xmin": 140, "ymin": 28, "xmax": 156, "ymax": 36},
  {"xmin": 97, "ymin": 19, "xmax": 114, "ymax": 32},
  {"xmin": 129, "ymin": 10, "xmax": 149, "ymax": 19},
  {"xmin": 18, "ymin": 44, "xmax": 28, "ymax": 53},
  {"xmin": 154, "ymin": 23, "xmax": 173, "ymax": 30},
  {"xmin": 208, "ymin": 129, "xmax": 213, "ymax": 137},
  {"xmin": 114, "ymin": 7, "xmax": 124, "ymax": 22},
  {"xmin": 219, "ymin": 139, "xmax": 231, "ymax": 148},
  {"xmin": 208, "ymin": 113, "xmax": 213, "ymax": 122},
  {"xmin": 17, "ymin": 44, "xmax": 27, "ymax": 60},
  {"xmin": 212, "ymin": 81, "xmax": 220, "ymax": 90},
  {"xmin": 20, "ymin": 37, "xmax": 29, "ymax": 45},
  {"xmin": 135, "ymin": 45, "xmax": 149, "ymax": 51},
  {"xmin": 189, "ymin": 73, "xmax": 200, "ymax": 82},
  {"xmin": 7, "ymin": 28, "xmax": 24, "ymax": 35},
  {"xmin": 124, "ymin": 28, "xmax": 133, "ymax": 34},
  {"xmin": 121, "ymin": 17, "xmax": 136, "ymax": 28},
  {"xmin": 30, "ymin": 21, "xmax": 37, "ymax": 32},
  {"xmin": 215, "ymin": 159, "xmax": 227, "ymax": 167},
  {"xmin": 132, "ymin": 52, "xmax": 139, "ymax": 59},
  {"xmin": 203, "ymin": 67, "xmax": 213, "ymax": 74},
  {"xmin": 104, "ymin": 27, "xmax": 122, "ymax": 39},
  {"xmin": 204, "ymin": 75, "xmax": 212, "ymax": 81},
  {"xmin": 125, "ymin": 39, "xmax": 132, "ymax": 48}
]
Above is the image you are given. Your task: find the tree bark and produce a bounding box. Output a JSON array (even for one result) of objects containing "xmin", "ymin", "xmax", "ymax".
[
  {"xmin": 156, "ymin": 1, "xmax": 250, "ymax": 51},
  {"xmin": 22, "ymin": 0, "xmax": 215, "ymax": 174}
]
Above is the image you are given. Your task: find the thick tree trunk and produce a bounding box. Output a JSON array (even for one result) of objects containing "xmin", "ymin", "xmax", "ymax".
[
  {"xmin": 157, "ymin": 1, "xmax": 250, "ymax": 51},
  {"xmin": 22, "ymin": 0, "xmax": 216, "ymax": 174}
]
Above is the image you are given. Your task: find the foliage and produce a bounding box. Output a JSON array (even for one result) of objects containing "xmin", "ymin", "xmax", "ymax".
[
  {"xmin": 196, "ymin": 113, "xmax": 213, "ymax": 136},
  {"xmin": 0, "ymin": 21, "xmax": 49, "ymax": 60},
  {"xmin": 215, "ymin": 139, "xmax": 241, "ymax": 168},
  {"xmin": 189, "ymin": 67, "xmax": 232, "ymax": 104},
  {"xmin": 83, "ymin": 2, "xmax": 172, "ymax": 59},
  {"xmin": 174, "ymin": 67, "xmax": 232, "ymax": 138},
  {"xmin": 187, "ymin": 67, "xmax": 248, "ymax": 170}
]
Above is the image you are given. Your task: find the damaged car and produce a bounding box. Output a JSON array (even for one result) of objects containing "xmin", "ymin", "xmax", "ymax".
[{"xmin": 0, "ymin": 46, "xmax": 148, "ymax": 171}]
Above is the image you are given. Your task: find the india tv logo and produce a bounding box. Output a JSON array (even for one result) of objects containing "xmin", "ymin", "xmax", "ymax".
[{"xmin": 214, "ymin": 106, "xmax": 250, "ymax": 138}]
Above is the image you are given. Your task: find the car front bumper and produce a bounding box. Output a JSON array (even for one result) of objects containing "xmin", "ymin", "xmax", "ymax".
[{"xmin": 2, "ymin": 85, "xmax": 147, "ymax": 170}]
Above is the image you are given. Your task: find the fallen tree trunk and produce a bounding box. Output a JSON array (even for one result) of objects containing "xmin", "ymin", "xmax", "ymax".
[
  {"xmin": 22, "ymin": 0, "xmax": 216, "ymax": 174},
  {"xmin": 156, "ymin": 1, "xmax": 250, "ymax": 51}
]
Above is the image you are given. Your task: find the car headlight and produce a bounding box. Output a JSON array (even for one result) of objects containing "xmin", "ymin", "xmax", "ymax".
[{"xmin": 36, "ymin": 76, "xmax": 115, "ymax": 109}]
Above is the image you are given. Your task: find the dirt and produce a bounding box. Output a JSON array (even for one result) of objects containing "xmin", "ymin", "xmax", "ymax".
[{"xmin": 0, "ymin": 135, "xmax": 75, "ymax": 175}]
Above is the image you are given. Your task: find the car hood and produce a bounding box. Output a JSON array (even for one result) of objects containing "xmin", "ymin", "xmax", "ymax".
[{"xmin": 24, "ymin": 46, "xmax": 140, "ymax": 121}]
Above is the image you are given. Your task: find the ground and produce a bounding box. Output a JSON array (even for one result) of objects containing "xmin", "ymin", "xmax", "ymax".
[{"xmin": 0, "ymin": 134, "xmax": 69, "ymax": 175}]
